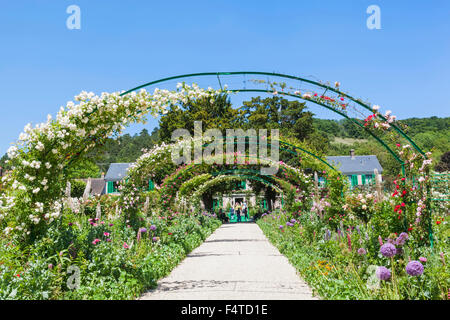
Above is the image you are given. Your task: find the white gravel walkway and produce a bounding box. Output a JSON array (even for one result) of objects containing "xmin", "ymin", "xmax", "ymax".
[{"xmin": 139, "ymin": 222, "xmax": 317, "ymax": 300}]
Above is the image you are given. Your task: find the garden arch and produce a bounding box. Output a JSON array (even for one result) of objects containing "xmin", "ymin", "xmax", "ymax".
[{"xmin": 1, "ymin": 71, "xmax": 433, "ymax": 245}]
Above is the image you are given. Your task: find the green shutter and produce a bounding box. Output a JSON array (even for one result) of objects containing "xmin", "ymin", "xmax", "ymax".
[
  {"xmin": 351, "ymin": 175, "xmax": 358, "ymax": 187},
  {"xmin": 361, "ymin": 174, "xmax": 366, "ymax": 185},
  {"xmin": 148, "ymin": 180, "xmax": 154, "ymax": 191},
  {"xmin": 107, "ymin": 181, "xmax": 114, "ymax": 194}
]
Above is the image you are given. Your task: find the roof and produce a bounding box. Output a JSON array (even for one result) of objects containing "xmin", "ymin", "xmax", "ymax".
[
  {"xmin": 326, "ymin": 155, "xmax": 383, "ymax": 175},
  {"xmin": 80, "ymin": 178, "xmax": 106, "ymax": 195},
  {"xmin": 104, "ymin": 163, "xmax": 133, "ymax": 181},
  {"xmin": 90, "ymin": 178, "xmax": 106, "ymax": 195}
]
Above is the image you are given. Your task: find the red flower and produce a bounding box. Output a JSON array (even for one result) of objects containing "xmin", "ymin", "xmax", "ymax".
[
  {"xmin": 408, "ymin": 227, "xmax": 413, "ymax": 232},
  {"xmin": 168, "ymin": 232, "xmax": 173, "ymax": 235},
  {"xmin": 436, "ymin": 221, "xmax": 441, "ymax": 225}
]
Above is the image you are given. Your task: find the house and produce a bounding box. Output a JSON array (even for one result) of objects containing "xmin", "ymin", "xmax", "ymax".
[
  {"xmin": 104, "ymin": 163, "xmax": 133, "ymax": 194},
  {"xmin": 104, "ymin": 163, "xmax": 155, "ymax": 194},
  {"xmin": 326, "ymin": 150, "xmax": 383, "ymax": 188}
]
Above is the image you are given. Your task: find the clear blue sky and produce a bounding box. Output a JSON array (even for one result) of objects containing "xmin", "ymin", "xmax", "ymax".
[{"xmin": 1, "ymin": 0, "xmax": 449, "ymax": 156}]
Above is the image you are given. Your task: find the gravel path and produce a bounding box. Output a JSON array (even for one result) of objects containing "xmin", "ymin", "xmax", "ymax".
[{"xmin": 139, "ymin": 222, "xmax": 318, "ymax": 300}]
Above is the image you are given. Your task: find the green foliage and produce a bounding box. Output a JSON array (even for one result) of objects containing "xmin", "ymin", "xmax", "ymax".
[
  {"xmin": 257, "ymin": 210, "xmax": 449, "ymax": 300},
  {"xmin": 0, "ymin": 212, "xmax": 221, "ymax": 300},
  {"xmin": 158, "ymin": 93, "xmax": 239, "ymax": 142},
  {"xmin": 70, "ymin": 180, "xmax": 87, "ymax": 198}
]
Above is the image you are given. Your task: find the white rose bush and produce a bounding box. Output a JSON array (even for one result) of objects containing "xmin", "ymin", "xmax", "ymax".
[{"xmin": 0, "ymin": 83, "xmax": 224, "ymax": 242}]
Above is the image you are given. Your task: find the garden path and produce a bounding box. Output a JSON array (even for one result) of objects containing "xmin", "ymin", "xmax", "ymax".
[{"xmin": 139, "ymin": 222, "xmax": 318, "ymax": 300}]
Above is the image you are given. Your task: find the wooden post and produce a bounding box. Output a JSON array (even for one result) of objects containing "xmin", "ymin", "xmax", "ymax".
[
  {"xmin": 143, "ymin": 196, "xmax": 149, "ymax": 214},
  {"xmin": 83, "ymin": 178, "xmax": 91, "ymax": 202},
  {"xmin": 96, "ymin": 202, "xmax": 102, "ymax": 220},
  {"xmin": 374, "ymin": 168, "xmax": 382, "ymax": 202}
]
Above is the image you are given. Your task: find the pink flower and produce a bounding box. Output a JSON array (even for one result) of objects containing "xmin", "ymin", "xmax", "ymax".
[
  {"xmin": 104, "ymin": 232, "xmax": 110, "ymax": 237},
  {"xmin": 92, "ymin": 238, "xmax": 101, "ymax": 245},
  {"xmin": 123, "ymin": 242, "xmax": 129, "ymax": 249},
  {"xmin": 419, "ymin": 257, "xmax": 427, "ymax": 263}
]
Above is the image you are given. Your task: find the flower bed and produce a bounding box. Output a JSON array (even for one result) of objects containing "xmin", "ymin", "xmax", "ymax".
[
  {"xmin": 0, "ymin": 211, "xmax": 221, "ymax": 300},
  {"xmin": 257, "ymin": 209, "xmax": 449, "ymax": 300}
]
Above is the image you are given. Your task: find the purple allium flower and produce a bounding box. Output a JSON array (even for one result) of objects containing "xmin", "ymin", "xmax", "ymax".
[
  {"xmin": 290, "ymin": 219, "xmax": 296, "ymax": 223},
  {"xmin": 376, "ymin": 266, "xmax": 391, "ymax": 281},
  {"xmin": 380, "ymin": 243, "xmax": 397, "ymax": 258},
  {"xmin": 406, "ymin": 261, "xmax": 424, "ymax": 276},
  {"xmin": 152, "ymin": 237, "xmax": 158, "ymax": 242},
  {"xmin": 279, "ymin": 225, "xmax": 284, "ymax": 229},
  {"xmin": 357, "ymin": 248, "xmax": 367, "ymax": 255},
  {"xmin": 139, "ymin": 227, "xmax": 147, "ymax": 233},
  {"xmin": 68, "ymin": 222, "xmax": 73, "ymax": 226},
  {"xmin": 150, "ymin": 225, "xmax": 157, "ymax": 231},
  {"xmin": 396, "ymin": 232, "xmax": 409, "ymax": 246}
]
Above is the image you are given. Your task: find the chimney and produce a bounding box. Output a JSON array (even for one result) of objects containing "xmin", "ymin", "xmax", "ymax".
[{"xmin": 350, "ymin": 149, "xmax": 355, "ymax": 159}]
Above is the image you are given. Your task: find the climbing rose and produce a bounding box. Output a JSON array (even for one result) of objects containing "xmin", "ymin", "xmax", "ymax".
[
  {"xmin": 376, "ymin": 266, "xmax": 391, "ymax": 281},
  {"xmin": 380, "ymin": 243, "xmax": 396, "ymax": 258},
  {"xmin": 406, "ymin": 261, "xmax": 424, "ymax": 276}
]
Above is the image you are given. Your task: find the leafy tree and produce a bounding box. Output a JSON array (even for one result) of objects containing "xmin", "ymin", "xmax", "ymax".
[
  {"xmin": 158, "ymin": 93, "xmax": 240, "ymax": 142},
  {"xmin": 240, "ymin": 96, "xmax": 315, "ymax": 141}
]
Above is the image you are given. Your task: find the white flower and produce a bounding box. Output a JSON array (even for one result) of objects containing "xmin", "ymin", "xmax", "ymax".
[
  {"xmin": 36, "ymin": 141, "xmax": 44, "ymax": 151},
  {"xmin": 372, "ymin": 105, "xmax": 380, "ymax": 111},
  {"xmin": 32, "ymin": 187, "xmax": 40, "ymax": 194}
]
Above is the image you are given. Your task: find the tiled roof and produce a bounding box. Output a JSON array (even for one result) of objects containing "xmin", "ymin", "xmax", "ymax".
[
  {"xmin": 326, "ymin": 155, "xmax": 383, "ymax": 175},
  {"xmin": 104, "ymin": 163, "xmax": 133, "ymax": 181}
]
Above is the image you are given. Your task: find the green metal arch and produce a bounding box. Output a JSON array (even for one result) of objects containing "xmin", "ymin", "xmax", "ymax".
[{"xmin": 121, "ymin": 71, "xmax": 427, "ymax": 162}]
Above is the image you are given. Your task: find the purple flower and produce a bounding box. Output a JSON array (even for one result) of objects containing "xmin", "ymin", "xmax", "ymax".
[
  {"xmin": 396, "ymin": 232, "xmax": 409, "ymax": 246},
  {"xmin": 376, "ymin": 266, "xmax": 391, "ymax": 281},
  {"xmin": 357, "ymin": 248, "xmax": 367, "ymax": 255},
  {"xmin": 139, "ymin": 227, "xmax": 147, "ymax": 233},
  {"xmin": 152, "ymin": 237, "xmax": 159, "ymax": 242},
  {"xmin": 150, "ymin": 225, "xmax": 157, "ymax": 231},
  {"xmin": 380, "ymin": 243, "xmax": 397, "ymax": 258},
  {"xmin": 406, "ymin": 261, "xmax": 424, "ymax": 276},
  {"xmin": 109, "ymin": 223, "xmax": 114, "ymax": 227},
  {"xmin": 68, "ymin": 222, "xmax": 73, "ymax": 227},
  {"xmin": 290, "ymin": 219, "xmax": 296, "ymax": 223},
  {"xmin": 279, "ymin": 225, "xmax": 284, "ymax": 229}
]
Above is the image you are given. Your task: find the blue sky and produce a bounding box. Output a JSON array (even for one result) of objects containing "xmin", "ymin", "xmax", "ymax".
[{"xmin": 1, "ymin": 0, "xmax": 449, "ymax": 155}]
